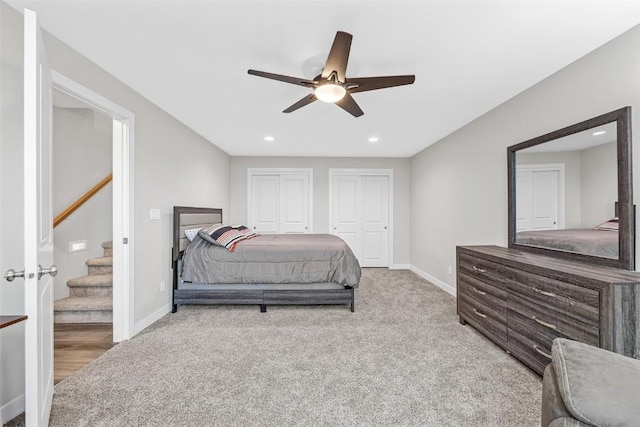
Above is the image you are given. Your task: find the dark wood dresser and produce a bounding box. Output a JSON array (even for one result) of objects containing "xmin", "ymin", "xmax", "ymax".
[{"xmin": 457, "ymin": 245, "xmax": 640, "ymax": 375}]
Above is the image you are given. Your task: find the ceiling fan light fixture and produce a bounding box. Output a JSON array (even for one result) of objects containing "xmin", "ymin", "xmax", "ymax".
[{"xmin": 314, "ymin": 83, "xmax": 346, "ymax": 103}]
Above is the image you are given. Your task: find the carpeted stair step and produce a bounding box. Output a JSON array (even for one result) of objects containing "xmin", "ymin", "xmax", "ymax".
[
  {"xmin": 87, "ymin": 256, "xmax": 113, "ymax": 275},
  {"xmin": 102, "ymin": 241, "xmax": 113, "ymax": 257},
  {"xmin": 68, "ymin": 274, "xmax": 112, "ymax": 297},
  {"xmin": 54, "ymin": 296, "xmax": 112, "ymax": 323}
]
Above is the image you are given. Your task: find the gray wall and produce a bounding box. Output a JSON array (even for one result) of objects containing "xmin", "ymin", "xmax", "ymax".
[
  {"xmin": 0, "ymin": 1, "xmax": 26, "ymax": 421},
  {"xmin": 0, "ymin": 3, "xmax": 231, "ymax": 419},
  {"xmin": 411, "ymin": 24, "xmax": 640, "ymax": 293},
  {"xmin": 230, "ymin": 157, "xmax": 411, "ymax": 265},
  {"xmin": 581, "ymin": 141, "xmax": 618, "ymax": 227},
  {"xmin": 52, "ymin": 106, "xmax": 112, "ymax": 300}
]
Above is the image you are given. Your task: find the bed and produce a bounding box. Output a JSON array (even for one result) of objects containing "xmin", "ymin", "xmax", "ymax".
[
  {"xmin": 515, "ymin": 228, "xmax": 618, "ymax": 259},
  {"xmin": 171, "ymin": 206, "xmax": 361, "ymax": 313},
  {"xmin": 515, "ymin": 205, "xmax": 623, "ymax": 259}
]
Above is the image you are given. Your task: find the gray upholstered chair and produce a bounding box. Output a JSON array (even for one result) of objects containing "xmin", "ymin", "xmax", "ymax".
[{"xmin": 541, "ymin": 338, "xmax": 640, "ymax": 427}]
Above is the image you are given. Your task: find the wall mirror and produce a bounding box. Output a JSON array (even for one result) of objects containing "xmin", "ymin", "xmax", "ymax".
[{"xmin": 507, "ymin": 107, "xmax": 634, "ymax": 270}]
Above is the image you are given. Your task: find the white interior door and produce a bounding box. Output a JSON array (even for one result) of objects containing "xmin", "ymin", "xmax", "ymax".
[
  {"xmin": 250, "ymin": 175, "xmax": 279, "ymax": 234},
  {"xmin": 531, "ymin": 170, "xmax": 559, "ymax": 229},
  {"xmin": 248, "ymin": 170, "xmax": 311, "ymax": 234},
  {"xmin": 280, "ymin": 174, "xmax": 309, "ymax": 234},
  {"xmin": 24, "ymin": 9, "xmax": 55, "ymax": 427},
  {"xmin": 331, "ymin": 172, "xmax": 390, "ymax": 267},
  {"xmin": 332, "ymin": 175, "xmax": 362, "ymax": 259},
  {"xmin": 516, "ymin": 171, "xmax": 532, "ymax": 231},
  {"xmin": 516, "ymin": 167, "xmax": 561, "ymax": 231},
  {"xmin": 361, "ymin": 176, "xmax": 389, "ymax": 267}
]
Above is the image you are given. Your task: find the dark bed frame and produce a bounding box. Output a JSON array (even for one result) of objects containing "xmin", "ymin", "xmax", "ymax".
[{"xmin": 171, "ymin": 206, "xmax": 355, "ymax": 313}]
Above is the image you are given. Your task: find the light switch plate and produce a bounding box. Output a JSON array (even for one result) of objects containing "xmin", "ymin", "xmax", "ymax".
[{"xmin": 149, "ymin": 209, "xmax": 161, "ymax": 221}]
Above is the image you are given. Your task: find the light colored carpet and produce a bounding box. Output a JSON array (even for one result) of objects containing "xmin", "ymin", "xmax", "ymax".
[{"xmin": 8, "ymin": 268, "xmax": 542, "ymax": 426}]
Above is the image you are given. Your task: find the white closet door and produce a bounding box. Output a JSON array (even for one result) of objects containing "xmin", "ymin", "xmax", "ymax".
[
  {"xmin": 361, "ymin": 176, "xmax": 389, "ymax": 267},
  {"xmin": 248, "ymin": 170, "xmax": 312, "ymax": 234},
  {"xmin": 516, "ymin": 167, "xmax": 560, "ymax": 231},
  {"xmin": 331, "ymin": 173, "xmax": 390, "ymax": 267},
  {"xmin": 280, "ymin": 174, "xmax": 310, "ymax": 233},
  {"xmin": 516, "ymin": 171, "xmax": 533, "ymax": 231},
  {"xmin": 250, "ymin": 175, "xmax": 279, "ymax": 234},
  {"xmin": 531, "ymin": 170, "xmax": 559, "ymax": 229},
  {"xmin": 332, "ymin": 175, "xmax": 362, "ymax": 260}
]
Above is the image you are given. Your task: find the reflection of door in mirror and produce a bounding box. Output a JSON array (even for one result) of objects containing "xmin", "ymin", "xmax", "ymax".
[
  {"xmin": 514, "ymin": 122, "xmax": 618, "ymax": 259},
  {"xmin": 516, "ymin": 165, "xmax": 562, "ymax": 231}
]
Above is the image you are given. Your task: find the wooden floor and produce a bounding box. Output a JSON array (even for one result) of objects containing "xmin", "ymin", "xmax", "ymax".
[{"xmin": 54, "ymin": 323, "xmax": 114, "ymax": 384}]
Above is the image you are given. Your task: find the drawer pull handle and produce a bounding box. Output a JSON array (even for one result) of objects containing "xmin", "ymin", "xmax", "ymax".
[
  {"xmin": 534, "ymin": 288, "xmax": 557, "ymax": 298},
  {"xmin": 473, "ymin": 308, "xmax": 487, "ymax": 318},
  {"xmin": 472, "ymin": 266, "xmax": 487, "ymax": 273},
  {"xmin": 472, "ymin": 287, "xmax": 487, "ymax": 296},
  {"xmin": 533, "ymin": 316, "xmax": 557, "ymax": 330},
  {"xmin": 533, "ymin": 345, "xmax": 552, "ymax": 360}
]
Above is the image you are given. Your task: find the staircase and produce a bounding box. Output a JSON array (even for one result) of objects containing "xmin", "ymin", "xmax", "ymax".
[{"xmin": 54, "ymin": 241, "xmax": 113, "ymax": 323}]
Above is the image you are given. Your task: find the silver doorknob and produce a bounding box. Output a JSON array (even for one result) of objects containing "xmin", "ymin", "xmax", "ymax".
[
  {"xmin": 4, "ymin": 269, "xmax": 25, "ymax": 282},
  {"xmin": 333, "ymin": 227, "xmax": 337, "ymax": 230},
  {"xmin": 38, "ymin": 265, "xmax": 58, "ymax": 280}
]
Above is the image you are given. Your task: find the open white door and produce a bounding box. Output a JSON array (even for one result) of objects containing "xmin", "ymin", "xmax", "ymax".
[{"xmin": 24, "ymin": 9, "xmax": 55, "ymax": 427}]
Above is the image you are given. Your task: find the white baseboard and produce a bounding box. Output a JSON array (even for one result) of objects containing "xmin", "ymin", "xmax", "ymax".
[
  {"xmin": 389, "ymin": 264, "xmax": 410, "ymax": 270},
  {"xmin": 132, "ymin": 303, "xmax": 171, "ymax": 337},
  {"xmin": 1, "ymin": 394, "xmax": 24, "ymax": 424},
  {"xmin": 409, "ymin": 265, "xmax": 456, "ymax": 296}
]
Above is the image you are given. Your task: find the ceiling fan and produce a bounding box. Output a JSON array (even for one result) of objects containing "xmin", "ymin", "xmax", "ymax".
[{"xmin": 248, "ymin": 31, "xmax": 415, "ymax": 117}]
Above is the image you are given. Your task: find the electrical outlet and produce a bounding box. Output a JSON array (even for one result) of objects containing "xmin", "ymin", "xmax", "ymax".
[
  {"xmin": 160, "ymin": 279, "xmax": 166, "ymax": 292},
  {"xmin": 69, "ymin": 240, "xmax": 87, "ymax": 252},
  {"xmin": 448, "ymin": 265, "xmax": 453, "ymax": 275}
]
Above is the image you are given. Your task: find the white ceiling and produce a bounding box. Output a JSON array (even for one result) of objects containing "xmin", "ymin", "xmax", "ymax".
[{"xmin": 6, "ymin": 0, "xmax": 640, "ymax": 157}]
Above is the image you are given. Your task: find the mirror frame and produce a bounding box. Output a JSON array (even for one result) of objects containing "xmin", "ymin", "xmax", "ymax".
[{"xmin": 507, "ymin": 107, "xmax": 634, "ymax": 270}]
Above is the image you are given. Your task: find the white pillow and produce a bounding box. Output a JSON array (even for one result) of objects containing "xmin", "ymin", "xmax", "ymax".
[{"xmin": 184, "ymin": 227, "xmax": 202, "ymax": 242}]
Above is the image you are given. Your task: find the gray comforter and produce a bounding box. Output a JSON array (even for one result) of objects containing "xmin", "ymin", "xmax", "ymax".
[
  {"xmin": 516, "ymin": 228, "xmax": 618, "ymax": 259},
  {"xmin": 182, "ymin": 234, "xmax": 361, "ymax": 287}
]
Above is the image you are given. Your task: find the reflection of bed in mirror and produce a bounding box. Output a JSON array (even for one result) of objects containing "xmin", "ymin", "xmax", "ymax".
[
  {"xmin": 515, "ymin": 228, "xmax": 618, "ymax": 259},
  {"xmin": 516, "ymin": 204, "xmax": 620, "ymax": 259}
]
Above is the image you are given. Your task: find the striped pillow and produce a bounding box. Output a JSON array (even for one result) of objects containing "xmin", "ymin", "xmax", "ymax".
[{"xmin": 198, "ymin": 224, "xmax": 257, "ymax": 251}]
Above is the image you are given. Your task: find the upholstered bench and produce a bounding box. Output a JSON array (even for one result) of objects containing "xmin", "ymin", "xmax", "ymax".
[{"xmin": 541, "ymin": 338, "xmax": 640, "ymax": 427}]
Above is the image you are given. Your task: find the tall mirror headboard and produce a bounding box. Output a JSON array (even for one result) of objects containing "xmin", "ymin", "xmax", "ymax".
[{"xmin": 507, "ymin": 107, "xmax": 634, "ymax": 270}]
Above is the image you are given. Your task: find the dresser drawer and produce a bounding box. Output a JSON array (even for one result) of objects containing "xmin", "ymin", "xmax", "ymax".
[
  {"xmin": 508, "ymin": 293, "xmax": 599, "ymax": 346},
  {"xmin": 506, "ymin": 267, "xmax": 599, "ymax": 327},
  {"xmin": 459, "ymin": 293, "xmax": 507, "ymax": 343},
  {"xmin": 507, "ymin": 327, "xmax": 551, "ymax": 375},
  {"xmin": 458, "ymin": 253, "xmax": 508, "ymax": 290},
  {"xmin": 458, "ymin": 277, "xmax": 506, "ymax": 316}
]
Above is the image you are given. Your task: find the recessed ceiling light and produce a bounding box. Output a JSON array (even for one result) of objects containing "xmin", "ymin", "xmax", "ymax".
[
  {"xmin": 592, "ymin": 130, "xmax": 606, "ymax": 136},
  {"xmin": 368, "ymin": 137, "xmax": 379, "ymax": 143},
  {"xmin": 264, "ymin": 136, "xmax": 275, "ymax": 142}
]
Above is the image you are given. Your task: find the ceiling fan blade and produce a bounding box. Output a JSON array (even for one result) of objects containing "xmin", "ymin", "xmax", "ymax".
[
  {"xmin": 321, "ymin": 31, "xmax": 352, "ymax": 83},
  {"xmin": 248, "ymin": 69, "xmax": 316, "ymax": 88},
  {"xmin": 335, "ymin": 93, "xmax": 364, "ymax": 117},
  {"xmin": 347, "ymin": 75, "xmax": 415, "ymax": 94},
  {"xmin": 283, "ymin": 94, "xmax": 317, "ymax": 113}
]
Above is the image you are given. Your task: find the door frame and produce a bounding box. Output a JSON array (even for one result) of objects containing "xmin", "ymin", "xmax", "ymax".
[
  {"xmin": 329, "ymin": 168, "xmax": 393, "ymax": 266},
  {"xmin": 247, "ymin": 168, "xmax": 313, "ymax": 233},
  {"xmin": 515, "ymin": 163, "xmax": 565, "ymax": 230},
  {"xmin": 51, "ymin": 71, "xmax": 135, "ymax": 342}
]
